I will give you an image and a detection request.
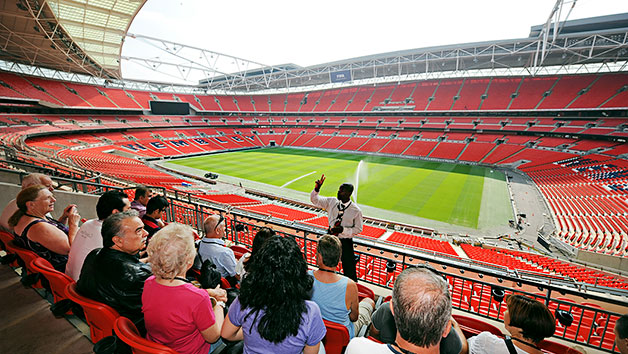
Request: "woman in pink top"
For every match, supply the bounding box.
[142,223,226,354]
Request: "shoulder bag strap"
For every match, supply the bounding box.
[504,336,519,354]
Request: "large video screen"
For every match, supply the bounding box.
[149,101,190,115]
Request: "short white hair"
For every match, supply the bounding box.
[147,223,196,279]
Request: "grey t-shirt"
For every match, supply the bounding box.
[371,302,462,354]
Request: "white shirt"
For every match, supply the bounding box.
[310,190,363,239]
[468,332,529,354]
[65,219,103,281]
[346,337,395,354]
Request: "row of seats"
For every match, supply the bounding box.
[522,156,628,256]
[6,113,628,142]
[2,71,628,111]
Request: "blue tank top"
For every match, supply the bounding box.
[309,269,354,338]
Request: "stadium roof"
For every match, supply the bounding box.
[0,0,145,79]
[192,13,628,92]
[0,1,627,94]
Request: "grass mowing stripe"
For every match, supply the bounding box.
[419,171,467,226]
[449,170,484,228]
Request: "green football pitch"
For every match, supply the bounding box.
[169,147,511,229]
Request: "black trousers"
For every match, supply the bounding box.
[340,238,357,282]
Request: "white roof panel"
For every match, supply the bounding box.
[46,0,146,71]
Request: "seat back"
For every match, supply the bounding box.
[0,231,20,267]
[4,238,39,272]
[453,314,503,338]
[322,319,350,354]
[30,257,73,303]
[538,339,583,354]
[114,317,178,354]
[8,241,45,287]
[65,282,120,343]
[0,230,14,251]
[357,283,375,302]
[230,244,250,259]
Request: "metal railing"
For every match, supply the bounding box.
[162,190,626,353]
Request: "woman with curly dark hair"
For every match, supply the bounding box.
[235,227,276,278]
[221,236,326,353]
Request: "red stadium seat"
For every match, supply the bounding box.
[6,241,45,288]
[0,231,20,267]
[322,319,350,354]
[65,282,120,343]
[230,244,250,259]
[114,317,178,354]
[453,314,503,338]
[538,339,583,354]
[29,257,74,304]
[357,283,375,302]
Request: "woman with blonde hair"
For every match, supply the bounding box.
[142,223,225,354]
[10,184,80,271]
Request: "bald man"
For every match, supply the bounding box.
[197,214,239,287]
[0,173,62,232]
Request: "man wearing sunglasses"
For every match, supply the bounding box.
[310,174,363,282]
[198,214,239,287]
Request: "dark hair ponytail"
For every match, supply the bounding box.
[8,185,46,227]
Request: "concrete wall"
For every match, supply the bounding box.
[577,249,628,273]
[0,171,22,186]
[0,181,99,221]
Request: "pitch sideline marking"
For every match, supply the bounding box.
[281,171,317,188]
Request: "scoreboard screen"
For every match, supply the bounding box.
[149,101,190,115]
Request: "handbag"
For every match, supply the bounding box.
[199,259,222,289]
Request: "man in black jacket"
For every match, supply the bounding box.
[77,210,151,332]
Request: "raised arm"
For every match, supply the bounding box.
[314,174,325,192]
[310,174,334,209]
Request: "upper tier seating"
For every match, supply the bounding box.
[2,71,628,112]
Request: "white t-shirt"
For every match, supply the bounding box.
[65,219,103,281]
[345,337,395,354]
[468,332,529,354]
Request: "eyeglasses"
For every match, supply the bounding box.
[215,214,225,232]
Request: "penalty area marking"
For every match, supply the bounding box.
[281,171,317,188]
